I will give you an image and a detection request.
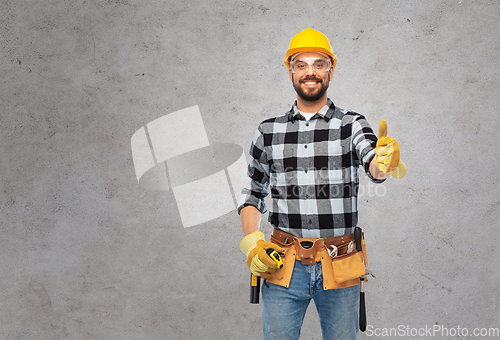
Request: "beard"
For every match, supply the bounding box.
[293,75,330,102]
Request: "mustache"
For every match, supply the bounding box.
[300,76,322,83]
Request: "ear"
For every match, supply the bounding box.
[289,68,293,82]
[328,67,334,80]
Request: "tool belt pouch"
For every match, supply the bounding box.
[265,241,296,288]
[321,240,368,290]
[331,251,365,283]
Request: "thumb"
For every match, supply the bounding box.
[378,119,388,138]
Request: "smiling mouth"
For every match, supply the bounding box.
[301,81,321,88]
[300,78,322,86]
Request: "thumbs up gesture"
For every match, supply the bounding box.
[374,120,407,178]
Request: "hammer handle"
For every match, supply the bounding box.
[250,274,260,304]
[359,288,367,331]
[354,226,363,252]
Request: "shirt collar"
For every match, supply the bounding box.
[288,99,336,122]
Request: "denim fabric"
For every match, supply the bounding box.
[262,260,360,340]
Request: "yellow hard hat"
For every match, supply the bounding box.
[284,28,337,69]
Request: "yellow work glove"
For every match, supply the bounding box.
[374,120,407,178]
[239,231,284,279]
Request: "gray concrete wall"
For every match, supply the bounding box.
[1,0,499,339]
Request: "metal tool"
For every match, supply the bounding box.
[327,244,338,257]
[354,226,372,332]
[359,269,375,332]
[347,240,355,253]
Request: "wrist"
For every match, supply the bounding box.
[370,156,389,180]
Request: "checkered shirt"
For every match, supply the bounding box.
[238,99,385,238]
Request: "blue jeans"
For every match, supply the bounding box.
[262,260,360,340]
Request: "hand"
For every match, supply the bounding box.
[374,120,407,178]
[239,231,284,279]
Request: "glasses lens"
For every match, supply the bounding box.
[313,60,328,71]
[293,61,308,72]
[292,59,330,73]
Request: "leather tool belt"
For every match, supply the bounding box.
[266,229,368,290]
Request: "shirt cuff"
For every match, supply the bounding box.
[237,201,267,215]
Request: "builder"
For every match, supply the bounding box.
[238,28,406,339]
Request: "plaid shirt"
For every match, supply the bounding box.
[238,99,385,238]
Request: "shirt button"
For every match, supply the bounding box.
[308,220,312,224]
[304,145,308,149]
[306,123,309,127]
[306,194,309,198]
[304,169,308,173]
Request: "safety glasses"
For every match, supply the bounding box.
[290,57,332,74]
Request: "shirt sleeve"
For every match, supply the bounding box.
[351,116,386,184]
[237,125,270,214]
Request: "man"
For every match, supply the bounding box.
[238,28,406,340]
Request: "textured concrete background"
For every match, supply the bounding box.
[1,0,499,339]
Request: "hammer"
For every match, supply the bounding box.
[359,269,375,332]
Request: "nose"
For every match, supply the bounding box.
[305,64,316,75]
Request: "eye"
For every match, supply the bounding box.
[295,62,307,70]
[315,61,326,69]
